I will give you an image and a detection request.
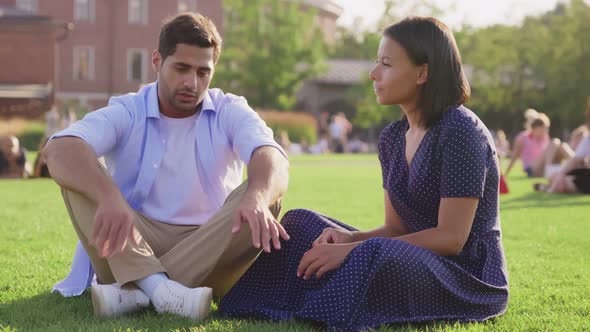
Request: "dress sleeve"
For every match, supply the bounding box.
[440,119,490,198]
[378,124,394,189]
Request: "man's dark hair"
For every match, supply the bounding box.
[384,17,470,128]
[158,12,222,63]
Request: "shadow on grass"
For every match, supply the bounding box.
[0,291,208,331]
[0,291,503,331]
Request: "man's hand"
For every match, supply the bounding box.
[312,228,355,247]
[231,194,289,252]
[297,242,360,280]
[91,195,138,258]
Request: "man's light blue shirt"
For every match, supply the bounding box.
[53,81,285,212]
[51,82,285,296]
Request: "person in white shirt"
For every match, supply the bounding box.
[43,13,289,320]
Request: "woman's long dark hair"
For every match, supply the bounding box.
[384,17,470,128]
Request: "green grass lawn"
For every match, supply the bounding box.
[1,154,589,331]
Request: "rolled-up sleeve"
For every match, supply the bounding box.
[222,99,287,164]
[50,105,133,157]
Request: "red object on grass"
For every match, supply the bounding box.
[499,174,509,194]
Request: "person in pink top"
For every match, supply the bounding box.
[504,113,574,177]
[535,104,590,193]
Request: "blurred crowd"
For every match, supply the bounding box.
[0,103,77,179]
[497,100,590,195]
[276,111,372,156]
[3,100,590,197]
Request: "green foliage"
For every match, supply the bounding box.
[16,122,45,151]
[459,0,590,135]
[258,110,317,144]
[330,0,590,136]
[214,0,327,110]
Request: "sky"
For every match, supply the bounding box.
[334,0,585,31]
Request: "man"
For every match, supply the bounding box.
[43,13,289,320]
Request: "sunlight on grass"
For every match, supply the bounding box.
[1,154,589,331]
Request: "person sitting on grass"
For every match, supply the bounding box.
[43,12,289,320]
[535,107,590,194]
[219,16,508,331]
[0,136,29,179]
[568,125,588,152]
[504,113,574,178]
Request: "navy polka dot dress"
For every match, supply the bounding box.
[219,106,509,331]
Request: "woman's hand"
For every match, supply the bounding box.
[297,242,360,280]
[312,228,355,247]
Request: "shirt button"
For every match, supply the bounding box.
[162,139,166,144]
[153,163,158,168]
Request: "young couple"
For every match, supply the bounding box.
[46,12,508,331]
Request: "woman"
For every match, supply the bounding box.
[220,17,508,331]
[504,113,574,178]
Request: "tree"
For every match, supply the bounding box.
[214,0,327,110]
[332,0,590,137]
[460,0,590,135]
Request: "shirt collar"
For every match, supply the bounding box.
[146,82,161,118]
[147,82,217,118]
[201,90,216,113]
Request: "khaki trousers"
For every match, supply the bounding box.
[61,181,281,299]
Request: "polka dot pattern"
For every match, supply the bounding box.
[219,107,509,331]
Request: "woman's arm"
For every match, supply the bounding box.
[352,191,409,241]
[392,197,478,256]
[343,194,477,256]
[299,196,478,279]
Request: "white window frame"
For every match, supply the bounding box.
[127,48,149,83]
[177,0,197,13]
[74,0,95,22]
[73,46,95,81]
[128,0,149,25]
[15,0,38,13]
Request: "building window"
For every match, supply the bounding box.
[73,47,95,81]
[128,0,149,24]
[16,0,37,13]
[178,0,196,13]
[127,49,148,83]
[74,0,95,22]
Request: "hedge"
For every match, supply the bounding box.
[16,122,45,151]
[257,110,317,144]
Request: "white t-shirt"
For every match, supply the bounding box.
[575,135,590,158]
[140,112,217,225]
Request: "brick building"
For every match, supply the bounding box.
[3,0,342,110]
[0,2,69,118]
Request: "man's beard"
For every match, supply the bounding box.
[169,89,200,112]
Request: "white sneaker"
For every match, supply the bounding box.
[152,280,212,320]
[91,283,150,318]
